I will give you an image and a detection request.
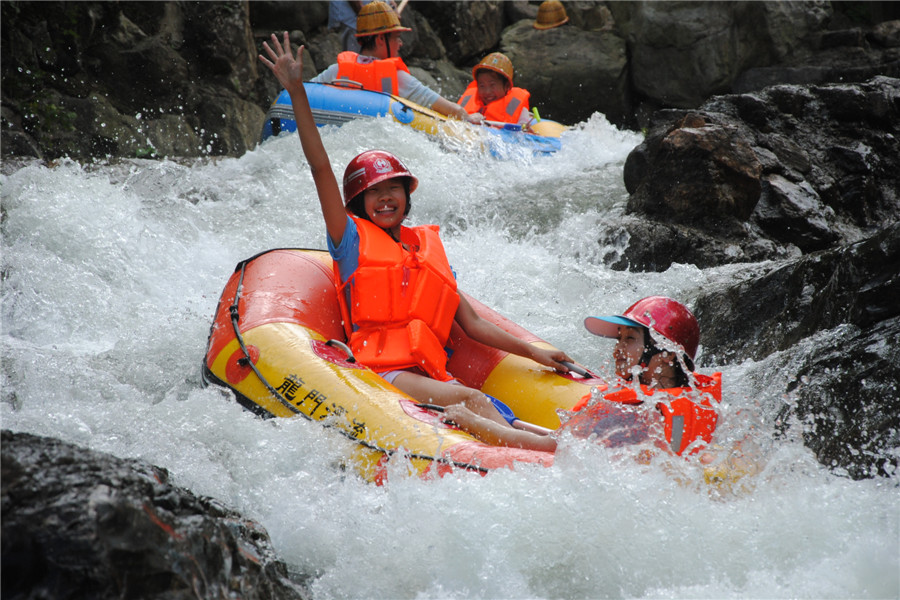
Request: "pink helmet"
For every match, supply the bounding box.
[342,150,418,205]
[584,296,700,360]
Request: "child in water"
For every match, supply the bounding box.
[258,33,573,424]
[445,296,723,455]
[457,52,534,129]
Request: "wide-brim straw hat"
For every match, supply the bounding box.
[534,0,569,30]
[356,1,412,37]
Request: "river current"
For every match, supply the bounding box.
[2,115,897,599]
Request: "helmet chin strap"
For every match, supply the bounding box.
[635,328,663,385]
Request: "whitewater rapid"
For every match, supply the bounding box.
[2,114,897,599]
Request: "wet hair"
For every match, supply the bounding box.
[358,35,378,52]
[346,177,413,222]
[638,328,691,388]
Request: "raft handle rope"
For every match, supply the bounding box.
[559,360,601,380]
[226,249,490,475]
[325,339,356,363]
[230,259,304,417]
[331,78,365,90]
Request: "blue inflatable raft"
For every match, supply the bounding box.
[261,82,567,156]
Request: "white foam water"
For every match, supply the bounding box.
[2,115,897,599]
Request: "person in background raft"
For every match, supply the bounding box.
[329,1,369,53]
[312,1,482,124]
[457,52,535,129]
[533,0,569,30]
[329,0,402,52]
[259,32,573,426]
[444,297,723,458]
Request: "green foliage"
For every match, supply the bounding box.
[22,100,77,134]
[134,146,158,159]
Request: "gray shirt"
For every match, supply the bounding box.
[310,62,442,109]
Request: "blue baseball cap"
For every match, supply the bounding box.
[584,315,644,339]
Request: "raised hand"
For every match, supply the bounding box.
[259,32,304,94]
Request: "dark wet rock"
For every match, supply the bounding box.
[696,222,900,363]
[414,1,505,64]
[693,222,900,479]
[5,1,898,161]
[597,214,798,272]
[1,430,310,600]
[614,76,900,271]
[1,1,268,161]
[780,314,900,479]
[250,1,329,39]
[608,1,832,110]
[500,19,631,126]
[625,112,763,226]
[733,16,900,95]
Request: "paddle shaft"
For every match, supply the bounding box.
[483,119,522,131]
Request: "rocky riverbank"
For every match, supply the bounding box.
[1,430,312,599]
[2,1,898,161]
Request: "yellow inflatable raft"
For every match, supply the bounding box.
[202,248,599,483]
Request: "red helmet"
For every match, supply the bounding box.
[342,150,419,205]
[584,296,700,360]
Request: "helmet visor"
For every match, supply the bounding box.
[584,315,643,338]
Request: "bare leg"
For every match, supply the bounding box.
[392,371,509,426]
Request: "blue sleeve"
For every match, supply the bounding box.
[328,1,357,28]
[328,215,361,284]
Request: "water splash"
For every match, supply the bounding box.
[2,115,897,599]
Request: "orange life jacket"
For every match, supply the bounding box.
[336,51,411,95]
[334,217,460,380]
[570,372,722,456]
[457,81,531,124]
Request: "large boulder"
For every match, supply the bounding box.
[1,430,310,600]
[500,18,631,126]
[398,3,457,63]
[413,1,505,64]
[624,112,762,226]
[607,1,833,110]
[733,17,900,93]
[613,76,900,271]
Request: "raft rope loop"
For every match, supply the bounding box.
[227,249,490,475]
[230,258,305,418]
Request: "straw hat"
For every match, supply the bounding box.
[356,1,411,37]
[534,0,569,30]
